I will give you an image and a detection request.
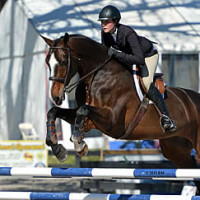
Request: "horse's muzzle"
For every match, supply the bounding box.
[53,96,63,106]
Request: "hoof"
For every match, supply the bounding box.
[77,143,88,157]
[71,130,83,144]
[46,137,52,146]
[52,144,68,163]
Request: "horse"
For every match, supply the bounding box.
[42,33,200,191]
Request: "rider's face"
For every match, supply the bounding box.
[101,20,116,33]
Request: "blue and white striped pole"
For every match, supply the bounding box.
[0,192,199,200]
[1,167,200,180]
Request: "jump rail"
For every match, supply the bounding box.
[1,167,200,180]
[0,192,199,200]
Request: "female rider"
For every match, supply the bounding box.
[98,5,176,132]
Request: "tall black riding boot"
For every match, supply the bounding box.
[146,83,176,132]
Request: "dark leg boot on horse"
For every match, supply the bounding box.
[46,108,68,162]
[71,105,89,157]
[146,83,177,132]
[46,120,68,162]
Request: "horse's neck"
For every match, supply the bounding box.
[98,59,137,91]
[77,52,107,84]
[109,60,139,97]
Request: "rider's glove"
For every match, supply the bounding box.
[108,47,121,57]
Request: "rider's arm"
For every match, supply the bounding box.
[114,31,145,66]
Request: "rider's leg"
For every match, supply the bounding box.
[146,83,176,132]
[141,53,158,91]
[142,53,176,132]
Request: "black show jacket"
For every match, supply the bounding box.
[101,24,157,66]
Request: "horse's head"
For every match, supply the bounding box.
[42,33,108,105]
[42,33,82,105]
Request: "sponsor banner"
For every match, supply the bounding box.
[0,140,48,167]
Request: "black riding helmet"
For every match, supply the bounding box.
[98,5,121,22]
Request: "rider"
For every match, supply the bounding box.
[98,5,176,132]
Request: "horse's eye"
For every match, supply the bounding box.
[60,61,67,66]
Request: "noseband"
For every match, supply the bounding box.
[46,40,112,101]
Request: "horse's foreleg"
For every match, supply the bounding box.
[71,105,89,157]
[46,107,77,162]
[71,104,120,156]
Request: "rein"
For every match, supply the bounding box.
[64,55,112,93]
[47,45,112,96]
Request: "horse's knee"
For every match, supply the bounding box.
[76,105,89,119]
[47,107,58,120]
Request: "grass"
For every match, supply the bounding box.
[48,155,76,166]
[48,152,101,166]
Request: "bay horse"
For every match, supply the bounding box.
[42,33,200,191]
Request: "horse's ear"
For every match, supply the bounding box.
[40,35,53,46]
[63,32,69,45]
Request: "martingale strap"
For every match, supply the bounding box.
[119,97,149,140]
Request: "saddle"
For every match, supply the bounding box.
[133,65,165,102]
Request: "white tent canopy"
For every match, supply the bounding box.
[18,0,200,52]
[0,0,199,140]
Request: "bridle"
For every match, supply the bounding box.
[46,42,112,101]
[45,45,72,100]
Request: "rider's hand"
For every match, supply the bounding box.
[108,47,121,57]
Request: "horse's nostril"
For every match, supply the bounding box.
[53,97,61,105]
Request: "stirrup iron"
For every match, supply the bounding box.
[160,114,177,132]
